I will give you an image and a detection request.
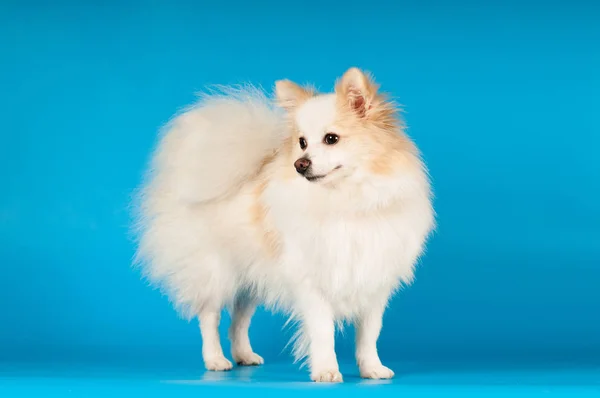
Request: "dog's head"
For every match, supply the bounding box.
[275,67,416,189]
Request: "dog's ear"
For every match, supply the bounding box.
[335,67,379,117]
[275,80,314,111]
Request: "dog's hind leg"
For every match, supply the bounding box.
[229,294,264,366]
[199,305,233,371]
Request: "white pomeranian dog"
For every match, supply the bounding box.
[133,67,434,382]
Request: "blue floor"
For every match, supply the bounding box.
[1,361,598,397]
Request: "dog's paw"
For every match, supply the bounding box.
[204,356,233,371]
[311,369,343,383]
[360,364,395,379]
[233,351,264,366]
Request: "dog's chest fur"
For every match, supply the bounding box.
[264,180,426,318]
[302,216,414,316]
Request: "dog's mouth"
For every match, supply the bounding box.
[305,165,342,183]
[306,174,326,182]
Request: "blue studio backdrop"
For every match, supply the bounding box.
[1,0,599,383]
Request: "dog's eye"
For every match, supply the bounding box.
[323,133,339,145]
[299,137,307,150]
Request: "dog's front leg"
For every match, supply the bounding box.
[355,299,394,379]
[297,291,342,382]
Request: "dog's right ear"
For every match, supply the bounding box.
[275,80,314,111]
[335,67,379,118]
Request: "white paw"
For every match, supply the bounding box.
[204,356,233,371]
[233,351,264,366]
[360,364,395,379]
[311,369,343,383]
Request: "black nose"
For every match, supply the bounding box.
[294,157,311,174]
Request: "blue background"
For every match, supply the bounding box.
[1,0,599,395]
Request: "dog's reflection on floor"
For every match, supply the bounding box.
[168,363,395,385]
[200,365,258,382]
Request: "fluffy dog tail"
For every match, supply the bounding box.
[140,86,284,205]
[130,86,284,316]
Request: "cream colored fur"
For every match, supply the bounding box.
[133,68,435,382]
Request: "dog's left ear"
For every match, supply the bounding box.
[275,80,314,111]
[335,67,379,117]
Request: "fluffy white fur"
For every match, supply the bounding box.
[133,68,434,382]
